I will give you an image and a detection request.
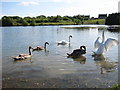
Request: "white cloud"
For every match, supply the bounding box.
[52,0,62,2]
[19,1,39,6]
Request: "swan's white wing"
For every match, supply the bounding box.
[104,38,119,51]
[94,37,101,48]
[57,40,68,45]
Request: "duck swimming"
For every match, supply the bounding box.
[67,45,86,58]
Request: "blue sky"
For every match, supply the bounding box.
[1,0,119,18]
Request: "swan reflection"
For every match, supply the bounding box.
[92,54,118,74]
[13,58,33,64]
[67,55,86,64]
[73,56,86,64]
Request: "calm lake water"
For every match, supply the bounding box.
[2,25,119,88]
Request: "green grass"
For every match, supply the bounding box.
[106,84,120,90]
[84,19,105,24]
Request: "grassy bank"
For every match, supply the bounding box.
[34,19,105,26]
[84,19,105,24]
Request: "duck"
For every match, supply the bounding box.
[67,45,86,58]
[12,46,32,60]
[94,31,119,55]
[32,42,49,51]
[57,35,72,45]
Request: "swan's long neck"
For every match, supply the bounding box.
[102,31,105,43]
[69,36,70,42]
[44,43,47,49]
[44,43,48,49]
[69,36,72,42]
[29,47,32,55]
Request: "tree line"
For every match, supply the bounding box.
[105,13,120,25]
[2,13,119,26]
[1,15,94,26]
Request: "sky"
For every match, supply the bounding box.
[1,0,120,18]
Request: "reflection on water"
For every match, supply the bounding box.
[13,58,33,64]
[72,56,86,64]
[2,25,119,88]
[92,54,118,74]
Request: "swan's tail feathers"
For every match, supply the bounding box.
[92,51,96,54]
[67,53,73,58]
[12,56,15,59]
[67,53,71,56]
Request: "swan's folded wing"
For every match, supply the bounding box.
[104,38,119,51]
[94,37,101,48]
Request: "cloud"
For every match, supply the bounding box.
[19,1,39,6]
[52,0,62,2]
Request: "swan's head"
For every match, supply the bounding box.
[98,36,100,38]
[80,46,86,51]
[45,42,49,45]
[69,35,72,38]
[29,46,32,49]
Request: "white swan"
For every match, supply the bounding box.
[57,35,72,45]
[94,31,119,55]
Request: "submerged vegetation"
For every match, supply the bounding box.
[1,15,105,26]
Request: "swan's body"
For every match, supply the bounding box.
[12,56,27,60]
[57,35,72,45]
[32,42,49,51]
[94,31,119,55]
[67,46,86,58]
[12,46,32,60]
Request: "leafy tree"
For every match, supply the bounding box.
[2,16,16,26]
[30,19,36,26]
[105,13,120,25]
[72,19,81,25]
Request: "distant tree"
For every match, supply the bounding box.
[2,16,16,26]
[105,13,120,25]
[63,16,71,21]
[72,19,81,25]
[21,19,29,26]
[30,19,36,26]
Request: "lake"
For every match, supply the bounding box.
[2,25,119,88]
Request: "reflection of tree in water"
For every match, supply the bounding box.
[93,54,118,74]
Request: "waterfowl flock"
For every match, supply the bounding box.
[12,31,119,61]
